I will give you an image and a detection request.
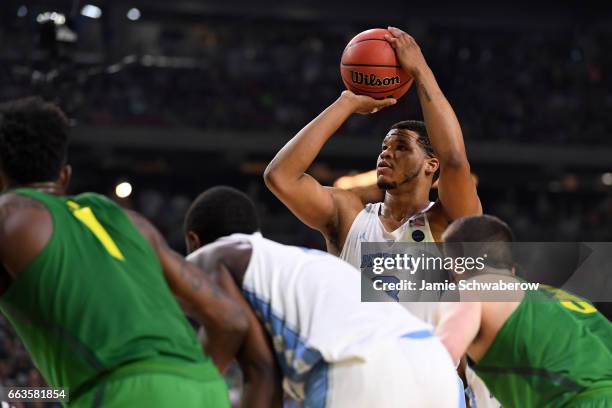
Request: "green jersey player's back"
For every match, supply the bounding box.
[471,285,612,407]
[0,188,208,393]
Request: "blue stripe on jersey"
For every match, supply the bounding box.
[400,329,433,339]
[243,289,324,384]
[457,375,467,408]
[304,361,329,408]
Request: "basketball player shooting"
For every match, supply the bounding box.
[264,26,495,407]
[264,26,481,272]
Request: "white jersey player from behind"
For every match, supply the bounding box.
[184,186,462,408]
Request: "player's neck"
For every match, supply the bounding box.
[18,182,65,196]
[382,183,431,222]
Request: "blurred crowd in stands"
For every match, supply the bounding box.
[1,19,612,145]
[1,10,611,404]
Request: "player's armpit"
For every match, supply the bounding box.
[437,163,482,221]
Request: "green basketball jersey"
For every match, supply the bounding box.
[0,188,214,394]
[471,286,612,407]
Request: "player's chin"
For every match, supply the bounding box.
[376,176,396,190]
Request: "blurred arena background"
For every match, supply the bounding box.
[1,0,611,405]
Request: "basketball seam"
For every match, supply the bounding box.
[344,80,410,94]
[344,38,388,50]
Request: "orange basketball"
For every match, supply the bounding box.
[340,28,413,99]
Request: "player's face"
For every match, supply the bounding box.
[376,130,427,190]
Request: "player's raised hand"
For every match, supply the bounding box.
[340,90,397,115]
[384,27,428,77]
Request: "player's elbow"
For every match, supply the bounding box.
[264,162,289,195]
[263,164,276,188]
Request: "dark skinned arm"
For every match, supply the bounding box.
[126,211,248,372]
[264,92,395,234]
[189,244,283,407]
[228,271,283,408]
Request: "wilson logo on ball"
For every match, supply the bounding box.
[350,72,401,87]
[340,28,413,99]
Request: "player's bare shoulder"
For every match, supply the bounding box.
[0,193,52,278]
[188,237,253,285]
[0,192,49,236]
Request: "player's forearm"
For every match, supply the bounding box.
[241,366,283,408]
[190,294,247,366]
[199,271,250,372]
[264,96,354,188]
[413,67,469,167]
[205,325,245,372]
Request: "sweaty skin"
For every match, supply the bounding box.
[264,26,481,254]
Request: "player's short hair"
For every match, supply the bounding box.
[0,97,70,185]
[184,186,260,243]
[443,215,515,269]
[389,120,434,158]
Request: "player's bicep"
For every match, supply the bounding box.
[437,164,482,220]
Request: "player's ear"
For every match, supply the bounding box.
[424,157,439,177]
[185,231,202,254]
[58,165,72,193]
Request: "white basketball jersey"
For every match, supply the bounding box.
[339,202,440,324]
[340,202,436,261]
[189,233,431,399]
[339,203,503,408]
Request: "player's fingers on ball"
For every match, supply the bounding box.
[387,26,404,37]
[378,98,397,108]
[395,33,410,45]
[384,34,398,46]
